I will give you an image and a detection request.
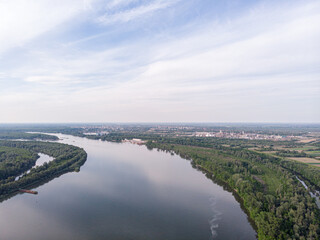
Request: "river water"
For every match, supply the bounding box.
[15,153,54,181]
[0,134,256,240]
[296,176,320,209]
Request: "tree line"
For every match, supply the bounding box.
[146,141,320,240]
[0,131,58,141]
[0,140,87,198]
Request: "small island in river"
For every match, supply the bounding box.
[0,134,87,201]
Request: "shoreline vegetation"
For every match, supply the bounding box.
[0,126,319,239]
[145,141,320,240]
[0,131,59,141]
[59,129,320,240]
[191,160,259,232]
[0,140,87,202]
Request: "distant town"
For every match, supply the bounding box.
[77,124,318,142]
[193,130,293,141]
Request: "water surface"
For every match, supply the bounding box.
[15,153,54,181]
[0,134,256,240]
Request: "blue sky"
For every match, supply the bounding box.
[0,0,319,123]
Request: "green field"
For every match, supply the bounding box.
[306,151,320,157]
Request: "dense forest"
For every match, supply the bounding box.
[0,140,87,199]
[146,141,320,240]
[0,130,58,141]
[0,146,38,180]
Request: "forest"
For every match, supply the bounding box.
[0,146,38,180]
[0,130,58,141]
[146,141,320,240]
[0,140,87,199]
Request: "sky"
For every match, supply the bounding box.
[0,0,319,123]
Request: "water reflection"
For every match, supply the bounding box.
[0,134,256,240]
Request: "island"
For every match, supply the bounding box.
[0,139,87,201]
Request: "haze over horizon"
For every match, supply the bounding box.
[0,0,319,123]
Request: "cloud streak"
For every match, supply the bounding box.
[98,0,180,25]
[0,0,94,55]
[0,0,319,123]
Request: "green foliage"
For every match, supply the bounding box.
[275,150,310,158]
[0,140,87,198]
[0,146,38,180]
[280,159,320,189]
[0,131,58,140]
[146,141,320,240]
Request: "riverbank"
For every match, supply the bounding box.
[0,140,87,201]
[192,162,258,233]
[0,133,258,240]
[146,141,320,239]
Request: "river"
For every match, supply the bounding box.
[296,176,320,209]
[15,153,54,181]
[0,134,256,240]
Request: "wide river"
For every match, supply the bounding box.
[0,134,256,240]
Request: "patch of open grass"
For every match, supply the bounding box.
[258,165,282,194]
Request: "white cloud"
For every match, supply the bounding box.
[98,0,180,25]
[24,76,77,85]
[105,0,140,10]
[0,0,319,122]
[0,0,94,55]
